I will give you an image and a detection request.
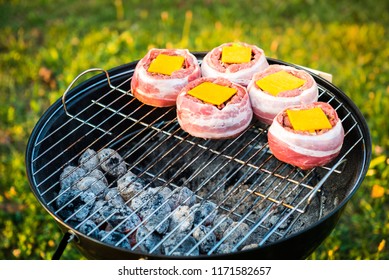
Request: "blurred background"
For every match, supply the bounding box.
[0,0,388,259]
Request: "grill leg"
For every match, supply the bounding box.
[52,231,75,260]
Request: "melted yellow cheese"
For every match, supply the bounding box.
[256,70,305,96]
[221,45,252,64]
[147,54,185,76]
[287,107,332,131]
[187,82,237,106]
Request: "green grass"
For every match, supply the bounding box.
[0,0,388,259]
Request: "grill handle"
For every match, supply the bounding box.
[52,231,77,260]
[61,68,114,134]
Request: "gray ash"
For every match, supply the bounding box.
[191,201,217,226]
[192,225,216,254]
[98,148,127,177]
[59,166,86,189]
[213,214,234,240]
[135,226,162,254]
[79,148,100,172]
[169,205,194,234]
[79,219,100,239]
[56,188,96,222]
[99,231,131,249]
[130,187,172,234]
[75,176,107,198]
[117,170,147,201]
[168,186,196,210]
[162,233,199,256]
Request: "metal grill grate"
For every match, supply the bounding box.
[29,59,367,257]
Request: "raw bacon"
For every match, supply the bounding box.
[201,42,269,86]
[176,77,253,139]
[131,48,201,107]
[267,102,345,170]
[247,64,318,125]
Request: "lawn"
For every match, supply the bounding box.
[0,0,388,259]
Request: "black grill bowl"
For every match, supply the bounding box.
[26,55,371,259]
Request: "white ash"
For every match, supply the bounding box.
[75,176,107,198]
[213,214,234,240]
[88,169,108,186]
[117,170,147,201]
[79,148,100,172]
[241,243,258,251]
[192,225,216,254]
[162,233,199,256]
[222,222,250,248]
[98,231,131,249]
[97,148,127,177]
[78,219,100,239]
[104,188,125,209]
[135,226,162,254]
[168,186,197,210]
[59,165,87,189]
[168,205,194,234]
[191,201,217,226]
[130,187,171,234]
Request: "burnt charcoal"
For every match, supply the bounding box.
[215,243,234,254]
[104,188,125,208]
[162,233,199,256]
[98,231,131,249]
[75,176,107,197]
[79,148,100,172]
[168,186,197,210]
[130,188,172,234]
[90,200,108,224]
[117,170,147,201]
[222,222,250,248]
[59,165,86,189]
[191,201,217,226]
[56,188,96,221]
[169,205,194,234]
[135,226,162,254]
[213,214,234,240]
[88,169,108,186]
[192,225,216,254]
[102,205,141,234]
[98,148,127,177]
[78,219,100,239]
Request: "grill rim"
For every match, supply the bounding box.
[25,54,372,259]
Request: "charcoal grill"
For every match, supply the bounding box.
[26,53,371,259]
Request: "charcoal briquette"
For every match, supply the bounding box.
[98,148,127,177]
[213,214,234,240]
[59,165,86,189]
[169,205,194,234]
[135,225,162,254]
[191,201,217,226]
[161,233,199,256]
[75,176,107,197]
[192,225,216,254]
[79,148,100,172]
[117,170,147,201]
[98,231,131,249]
[168,186,196,210]
[78,219,100,239]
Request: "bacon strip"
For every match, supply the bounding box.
[176,77,253,139]
[201,42,269,86]
[247,64,318,125]
[131,49,201,107]
[267,102,345,170]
